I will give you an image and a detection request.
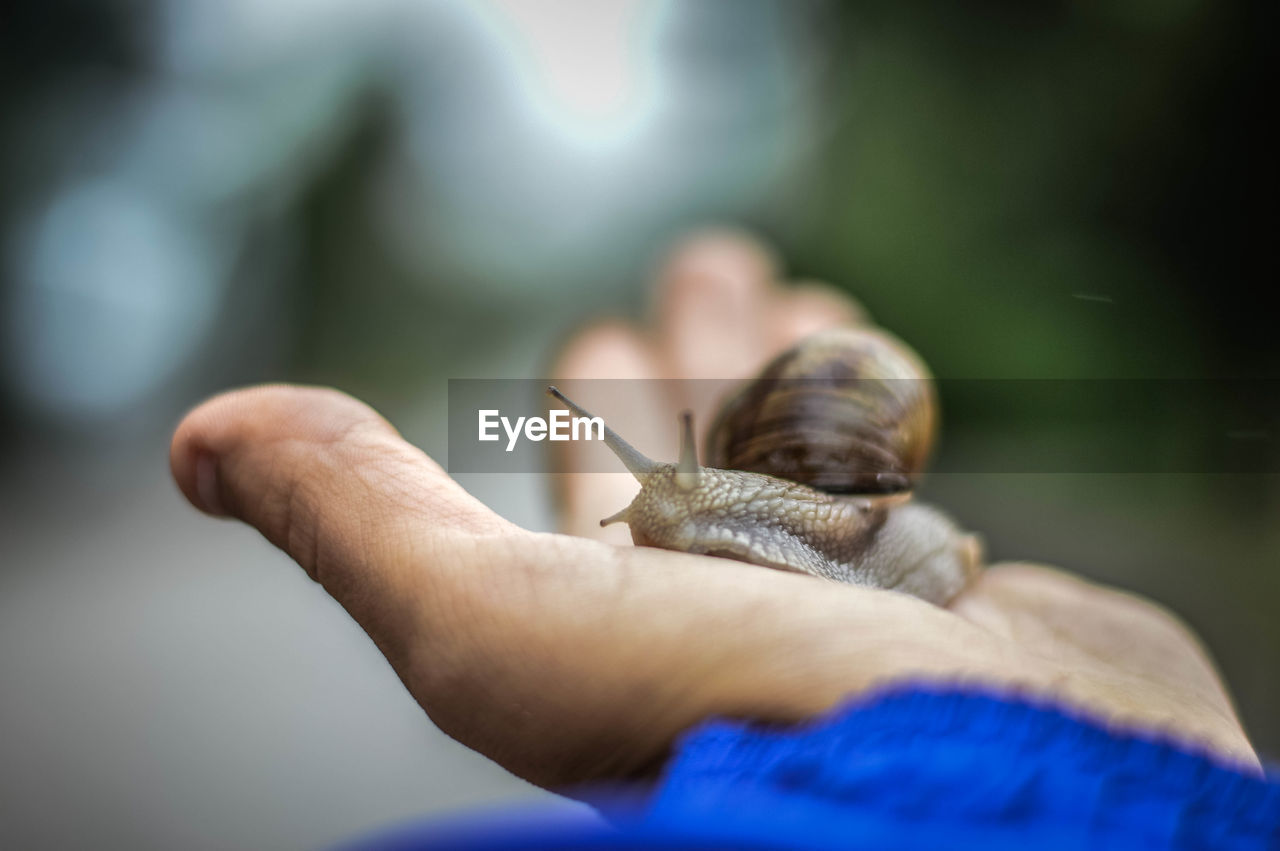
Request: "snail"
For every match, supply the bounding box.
[547,326,982,605]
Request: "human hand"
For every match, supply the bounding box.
[170,231,1258,790]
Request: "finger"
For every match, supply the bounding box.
[955,563,1241,717]
[652,228,780,427]
[548,323,671,542]
[952,562,1257,769]
[767,280,869,351]
[170,385,512,660]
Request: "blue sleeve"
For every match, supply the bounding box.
[345,685,1280,850]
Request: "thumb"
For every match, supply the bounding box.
[169,384,511,660]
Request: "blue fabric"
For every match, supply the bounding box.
[344,685,1280,850]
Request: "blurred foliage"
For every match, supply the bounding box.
[775,1,1272,380]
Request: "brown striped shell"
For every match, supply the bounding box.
[703,327,937,495]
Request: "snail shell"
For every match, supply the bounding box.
[546,325,981,605]
[705,327,937,494]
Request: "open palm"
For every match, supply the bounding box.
[171,232,1257,791]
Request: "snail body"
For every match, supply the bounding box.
[547,327,981,605]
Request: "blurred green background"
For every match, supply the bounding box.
[1,1,1275,848]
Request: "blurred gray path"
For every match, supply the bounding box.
[0,446,572,850]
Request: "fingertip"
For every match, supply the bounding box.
[652,227,782,387]
[172,385,391,510]
[551,320,656,381]
[656,227,778,296]
[169,413,207,516]
[193,451,226,516]
[768,282,870,350]
[654,228,777,332]
[169,395,236,517]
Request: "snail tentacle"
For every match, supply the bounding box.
[674,411,701,491]
[547,386,659,481]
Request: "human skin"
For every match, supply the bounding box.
[169,231,1259,790]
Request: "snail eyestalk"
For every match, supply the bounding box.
[599,506,631,528]
[546,386,659,481]
[674,410,701,491]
